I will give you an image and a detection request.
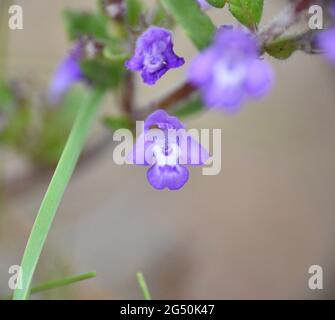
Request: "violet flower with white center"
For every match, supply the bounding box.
[128,110,209,190]
[48,42,85,104]
[125,27,185,85]
[188,27,274,113]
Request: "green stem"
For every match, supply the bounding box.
[5,271,96,299]
[13,89,105,300]
[136,272,151,300]
[31,271,96,295]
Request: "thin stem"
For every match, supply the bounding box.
[5,271,96,299]
[136,272,152,300]
[121,71,135,116]
[13,89,105,300]
[258,0,313,44]
[30,271,96,295]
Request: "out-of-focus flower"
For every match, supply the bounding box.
[128,110,209,190]
[103,0,125,20]
[317,28,335,64]
[125,27,185,85]
[188,26,274,113]
[317,2,335,65]
[48,42,85,104]
[197,0,212,10]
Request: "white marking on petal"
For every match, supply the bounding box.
[214,60,246,88]
[153,144,180,167]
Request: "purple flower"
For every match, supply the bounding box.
[48,42,85,104]
[197,0,212,10]
[188,27,274,112]
[317,2,335,65]
[128,110,209,190]
[125,27,185,85]
[318,27,335,64]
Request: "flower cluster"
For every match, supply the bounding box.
[188,27,274,112]
[50,5,278,190]
[125,27,185,85]
[128,110,209,190]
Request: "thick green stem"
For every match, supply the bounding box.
[13,89,105,300]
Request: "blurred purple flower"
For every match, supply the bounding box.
[188,27,274,113]
[317,2,335,65]
[48,42,85,104]
[197,0,212,10]
[128,110,209,190]
[125,27,185,85]
[318,28,335,64]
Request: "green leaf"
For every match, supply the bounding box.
[103,38,130,62]
[161,0,216,50]
[264,37,298,60]
[5,271,96,299]
[103,115,132,130]
[136,272,151,300]
[126,0,144,27]
[30,271,96,296]
[150,2,175,29]
[30,87,87,166]
[13,89,105,300]
[81,57,125,89]
[206,0,226,8]
[63,10,109,41]
[227,0,264,28]
[0,108,30,146]
[172,94,204,119]
[0,81,13,111]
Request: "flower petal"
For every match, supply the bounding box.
[146,164,189,190]
[245,59,274,98]
[179,135,209,165]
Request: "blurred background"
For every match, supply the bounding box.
[1,0,335,299]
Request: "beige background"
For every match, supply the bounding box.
[0,0,335,299]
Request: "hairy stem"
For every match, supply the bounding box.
[259,0,314,44]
